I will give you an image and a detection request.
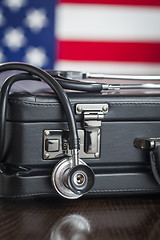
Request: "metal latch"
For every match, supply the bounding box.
[76,103,109,158]
[43,103,108,160]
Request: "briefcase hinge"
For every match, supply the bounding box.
[76,103,109,156]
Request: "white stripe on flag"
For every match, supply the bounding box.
[54,60,160,74]
[55,4,160,42]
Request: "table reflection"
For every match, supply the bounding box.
[0,197,159,240]
[50,214,91,240]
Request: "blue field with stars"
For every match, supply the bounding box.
[0,0,55,69]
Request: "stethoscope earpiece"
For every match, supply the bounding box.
[52,157,94,199]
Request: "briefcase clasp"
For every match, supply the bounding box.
[43,103,109,160]
[76,103,109,158]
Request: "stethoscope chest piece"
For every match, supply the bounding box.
[67,164,95,195]
[52,157,94,199]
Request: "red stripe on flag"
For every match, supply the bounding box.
[58,41,160,63]
[59,0,160,6]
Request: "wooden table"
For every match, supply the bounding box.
[0,196,160,240]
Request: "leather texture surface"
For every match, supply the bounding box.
[6,93,160,122]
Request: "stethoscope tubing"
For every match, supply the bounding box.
[49,70,160,81]
[0,64,79,163]
[48,71,160,92]
[86,72,160,81]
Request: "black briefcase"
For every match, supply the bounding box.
[0,62,160,199]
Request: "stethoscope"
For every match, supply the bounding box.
[49,70,160,92]
[0,62,94,200]
[1,62,160,200]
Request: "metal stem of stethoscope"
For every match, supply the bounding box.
[50,71,160,91]
[52,70,160,81]
[86,72,160,81]
[102,83,160,91]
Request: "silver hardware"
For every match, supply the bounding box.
[43,130,63,160]
[43,129,100,159]
[102,105,108,112]
[77,106,83,113]
[87,72,160,81]
[102,83,160,91]
[94,152,99,158]
[76,103,108,115]
[76,103,108,157]
[43,104,108,160]
[73,172,86,186]
[78,129,101,159]
[44,130,50,136]
[46,139,60,152]
[83,119,101,154]
[71,149,79,166]
[44,153,50,159]
[53,71,160,92]
[52,157,86,199]
[54,70,160,81]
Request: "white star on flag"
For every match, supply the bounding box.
[0,0,53,69]
[0,9,5,26]
[3,28,27,51]
[24,47,48,68]
[24,8,48,33]
[3,0,27,12]
[0,48,6,63]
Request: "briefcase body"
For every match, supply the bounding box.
[0,77,160,198]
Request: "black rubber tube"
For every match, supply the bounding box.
[0,63,79,162]
[0,73,38,162]
[47,71,103,92]
[55,78,102,92]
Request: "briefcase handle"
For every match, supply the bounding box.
[150,147,160,185]
[134,138,160,185]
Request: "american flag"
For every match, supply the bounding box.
[0,0,160,74]
[0,0,55,69]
